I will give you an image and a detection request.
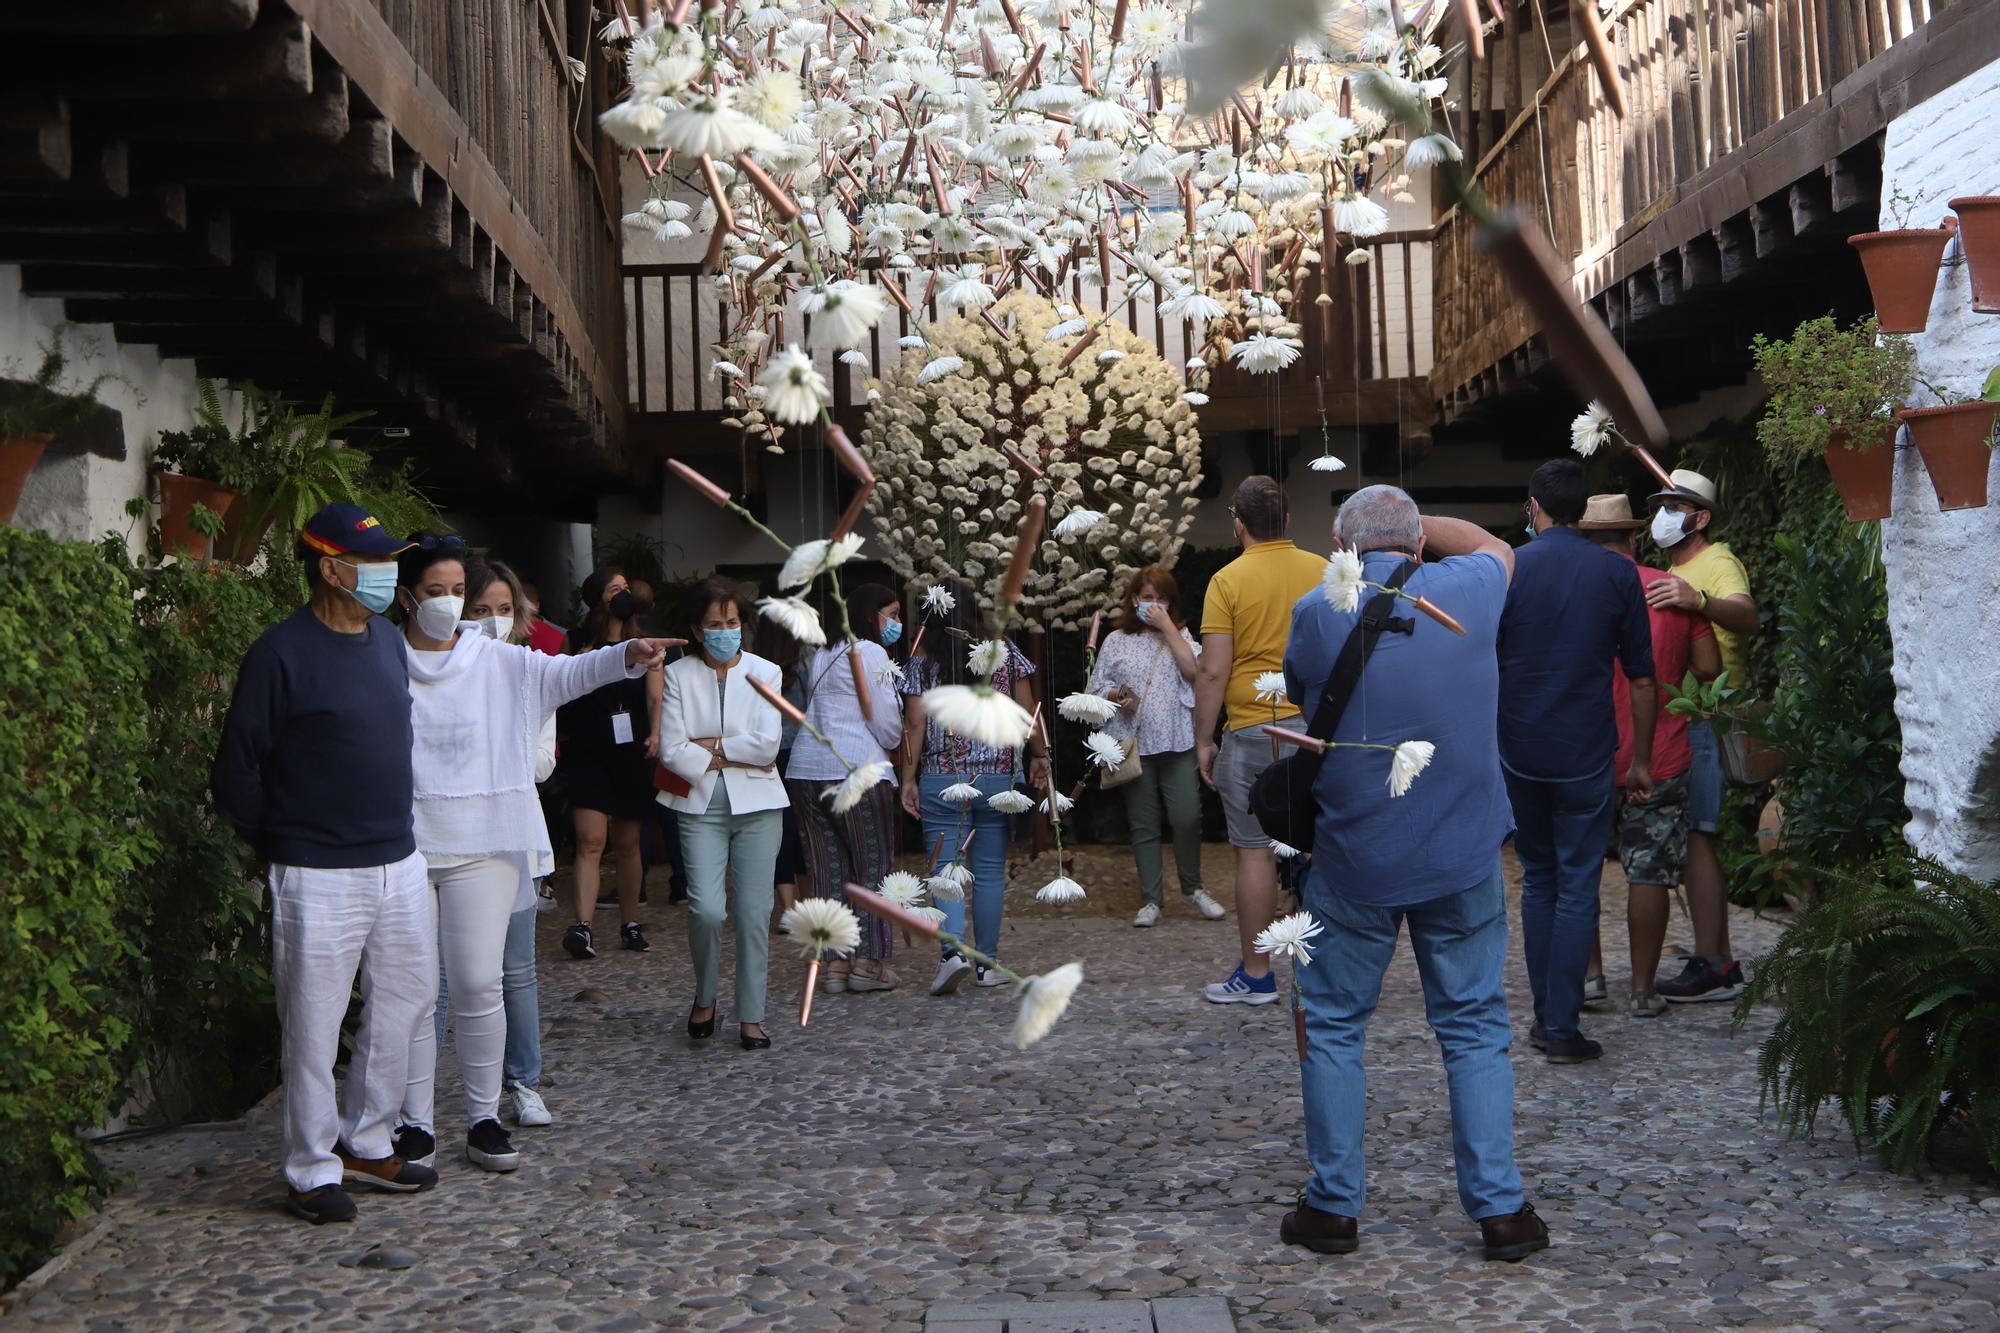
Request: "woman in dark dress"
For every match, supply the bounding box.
[558,567,663,960]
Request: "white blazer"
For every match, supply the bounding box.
[657,650,788,815]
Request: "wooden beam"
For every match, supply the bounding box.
[0,0,259,35]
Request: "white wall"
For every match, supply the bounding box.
[1877,57,2000,880]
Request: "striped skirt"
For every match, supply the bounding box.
[784,776,898,961]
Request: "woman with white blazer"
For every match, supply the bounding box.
[657,578,787,1050]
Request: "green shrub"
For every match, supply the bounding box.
[0,526,152,1283]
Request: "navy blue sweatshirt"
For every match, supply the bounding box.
[211,604,416,869]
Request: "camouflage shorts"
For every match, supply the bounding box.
[1618,772,1691,888]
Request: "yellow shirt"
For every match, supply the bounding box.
[1200,539,1328,731]
[1674,541,1752,680]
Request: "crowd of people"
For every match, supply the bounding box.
[212,457,1758,1258]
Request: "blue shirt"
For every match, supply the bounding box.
[1496,525,1655,782]
[1283,551,1515,908]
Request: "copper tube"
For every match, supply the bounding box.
[1574,0,1627,118]
[827,424,875,484]
[1000,442,1045,481]
[1109,0,1130,44]
[843,883,943,941]
[1057,325,1101,368]
[981,309,1010,339]
[833,6,869,40]
[1008,43,1047,98]
[1486,0,1509,22]
[1410,595,1468,637]
[668,457,732,507]
[1459,0,1485,60]
[1263,725,1326,753]
[749,672,809,725]
[664,0,692,25]
[927,145,953,210]
[830,478,875,541]
[1075,53,1096,95]
[979,29,999,75]
[745,250,786,288]
[801,958,819,1027]
[699,154,736,239]
[1000,495,1048,605]
[1097,230,1112,281]
[1041,111,1072,126]
[735,153,801,220]
[877,272,914,314]
[941,0,958,34]
[1149,61,1162,112]
[892,132,919,190]
[998,0,1022,35]
[850,647,874,721]
[926,833,947,872]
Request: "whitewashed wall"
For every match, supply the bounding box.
[1878,57,2000,880]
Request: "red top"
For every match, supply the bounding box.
[526,619,566,657]
[1614,558,1712,784]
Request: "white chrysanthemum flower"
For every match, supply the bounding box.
[1096,348,1127,364]
[1388,740,1436,798]
[1322,549,1365,613]
[1057,692,1120,726]
[1571,401,1617,457]
[827,759,893,814]
[988,789,1035,814]
[1403,133,1463,170]
[922,584,956,614]
[917,354,966,385]
[922,684,1034,747]
[1269,840,1305,859]
[940,781,984,803]
[1036,876,1086,904]
[1275,85,1323,118]
[656,88,772,158]
[740,69,805,131]
[1164,287,1228,322]
[876,870,925,906]
[1040,791,1074,817]
[1231,333,1303,374]
[1332,193,1391,238]
[712,360,746,381]
[1053,508,1105,540]
[760,344,828,425]
[1253,671,1289,703]
[758,595,827,645]
[1045,317,1090,340]
[914,904,948,927]
[779,898,862,958]
[1254,910,1324,964]
[1308,453,1347,472]
[776,533,865,591]
[798,280,887,350]
[1013,962,1083,1049]
[967,639,1007,676]
[1184,392,1211,406]
[1084,731,1127,769]
[928,861,972,902]
[897,334,928,350]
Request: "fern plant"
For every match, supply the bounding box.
[1739,855,2000,1176]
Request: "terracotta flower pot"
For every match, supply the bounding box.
[1821,424,1897,522]
[154,470,241,558]
[215,496,275,565]
[1898,402,1998,512]
[1849,228,1954,333]
[0,432,53,524]
[1949,196,2000,314]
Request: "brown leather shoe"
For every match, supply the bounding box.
[337,1147,438,1194]
[1280,1195,1359,1254]
[1480,1201,1550,1261]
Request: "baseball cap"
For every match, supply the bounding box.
[300,502,414,558]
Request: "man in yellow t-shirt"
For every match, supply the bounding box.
[1193,475,1328,1005]
[1643,468,1760,1005]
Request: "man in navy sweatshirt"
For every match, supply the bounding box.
[212,503,439,1224]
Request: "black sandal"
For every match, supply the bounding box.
[687,1004,717,1040]
[739,1025,771,1051]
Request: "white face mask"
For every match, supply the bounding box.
[413,594,465,639]
[475,615,514,642]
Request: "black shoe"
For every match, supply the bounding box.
[740,1026,771,1051]
[1658,956,1746,1004]
[1280,1195,1358,1254]
[668,881,690,905]
[622,921,649,952]
[288,1184,357,1224]
[466,1118,520,1172]
[1528,1022,1548,1052]
[562,922,595,960]
[1480,1201,1551,1261]
[1545,1035,1604,1064]
[688,1005,716,1040]
[595,896,617,911]
[391,1125,435,1167]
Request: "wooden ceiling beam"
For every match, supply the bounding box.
[0,1,260,36]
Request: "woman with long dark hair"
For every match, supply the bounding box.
[786,581,907,993]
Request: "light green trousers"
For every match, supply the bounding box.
[1121,747,1206,907]
[679,781,781,1025]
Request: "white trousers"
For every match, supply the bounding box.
[402,856,517,1134]
[269,852,435,1192]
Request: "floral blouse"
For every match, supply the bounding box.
[1087,627,1199,757]
[899,641,1036,776]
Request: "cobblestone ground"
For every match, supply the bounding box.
[11,846,2000,1331]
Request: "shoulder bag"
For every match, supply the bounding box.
[1100,638,1170,790]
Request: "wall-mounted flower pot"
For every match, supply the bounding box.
[1897,402,1998,512]
[215,498,274,565]
[1821,424,1897,522]
[1948,196,2000,314]
[1849,227,1955,332]
[154,470,241,557]
[0,432,53,525]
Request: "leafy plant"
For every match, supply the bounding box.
[1750,316,1913,466]
[222,386,374,543]
[0,328,128,440]
[1740,855,2000,1177]
[351,456,448,544]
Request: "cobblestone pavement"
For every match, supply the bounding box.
[11,846,2000,1331]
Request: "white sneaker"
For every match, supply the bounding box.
[508,1081,552,1128]
[929,955,973,996]
[1190,889,1227,920]
[975,965,1011,988]
[1132,903,1162,928]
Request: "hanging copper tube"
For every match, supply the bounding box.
[1008,43,1047,98]
[979,29,999,75]
[1149,61,1163,112]
[997,0,1023,35]
[667,458,733,508]
[827,424,875,485]
[1409,596,1469,637]
[663,0,691,25]
[926,145,952,211]
[892,131,919,190]
[925,833,947,873]
[744,250,786,288]
[1263,725,1325,754]
[1459,0,1486,60]
[734,154,801,221]
[1086,611,1101,651]
[830,478,875,542]
[1574,0,1628,118]
[1109,0,1130,43]
[980,309,1010,339]
[801,958,819,1026]
[749,673,809,726]
[1000,442,1045,480]
[844,883,943,941]
[877,272,914,314]
[849,649,874,721]
[1000,496,1048,606]
[1057,325,1101,368]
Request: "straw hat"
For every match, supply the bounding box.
[1576,494,1644,530]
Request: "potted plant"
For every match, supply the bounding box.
[0,329,121,525]
[150,399,244,560]
[211,384,373,562]
[1949,195,2000,314]
[1896,366,2000,512]
[1750,315,1914,521]
[1848,190,1957,334]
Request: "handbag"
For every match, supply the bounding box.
[1100,639,1171,790]
[1248,560,1415,852]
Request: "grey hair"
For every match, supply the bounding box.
[1335,485,1423,553]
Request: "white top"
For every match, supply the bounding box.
[786,640,904,783]
[406,631,641,879]
[657,651,789,815]
[1087,627,1200,757]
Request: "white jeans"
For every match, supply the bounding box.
[403,856,517,1134]
[269,852,435,1192]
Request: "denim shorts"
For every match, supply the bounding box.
[1687,722,1723,835]
[1214,723,1279,848]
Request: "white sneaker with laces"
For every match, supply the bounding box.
[1132,903,1162,928]
[1190,889,1227,921]
[975,965,1011,988]
[929,955,973,996]
[508,1081,552,1128]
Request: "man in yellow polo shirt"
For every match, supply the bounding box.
[1194,475,1328,1004]
[1643,468,1759,1004]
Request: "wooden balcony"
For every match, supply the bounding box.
[0,0,628,512]
[1429,0,2000,429]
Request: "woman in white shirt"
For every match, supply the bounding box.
[785,582,906,993]
[1086,565,1225,929]
[657,578,788,1050]
[393,537,672,1172]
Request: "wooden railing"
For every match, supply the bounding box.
[1431,0,1938,399]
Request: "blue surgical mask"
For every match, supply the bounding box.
[880,618,903,646]
[1136,599,1164,623]
[1524,524,1537,543]
[703,627,742,661]
[339,560,398,615]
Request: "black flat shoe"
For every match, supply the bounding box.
[739,1026,771,1050]
[687,1005,716,1040]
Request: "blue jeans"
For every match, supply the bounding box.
[1297,861,1523,1220]
[436,902,542,1088]
[918,771,1012,961]
[1686,721,1723,834]
[1505,768,1617,1043]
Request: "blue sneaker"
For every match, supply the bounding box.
[1203,964,1279,1006]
